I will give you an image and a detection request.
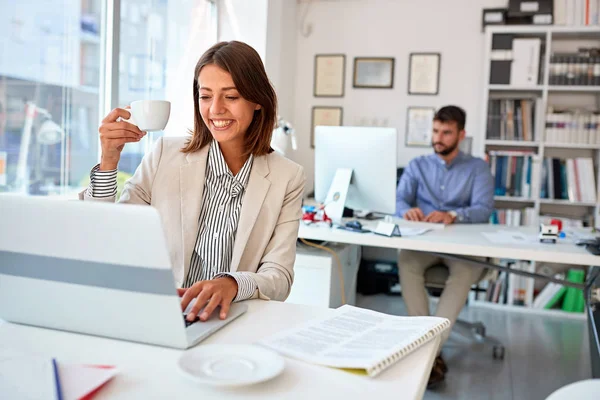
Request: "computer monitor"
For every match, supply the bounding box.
[314,126,398,215]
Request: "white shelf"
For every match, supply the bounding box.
[486,25,600,36]
[480,24,600,316]
[488,85,600,93]
[543,143,600,149]
[539,199,597,207]
[494,196,535,203]
[488,84,543,91]
[485,140,539,147]
[470,300,586,320]
[548,86,600,93]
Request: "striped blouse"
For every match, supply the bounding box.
[87,140,258,302]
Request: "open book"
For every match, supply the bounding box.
[258,305,450,377]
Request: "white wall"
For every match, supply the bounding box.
[292,0,506,193]
[218,0,298,127]
[164,0,217,137]
[265,0,298,122]
[219,0,268,59]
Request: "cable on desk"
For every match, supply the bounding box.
[299,237,346,305]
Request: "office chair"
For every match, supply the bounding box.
[424,263,505,360]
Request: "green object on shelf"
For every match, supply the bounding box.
[561,269,585,313]
[574,288,585,313]
[544,286,567,309]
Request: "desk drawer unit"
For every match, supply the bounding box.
[287,243,361,308]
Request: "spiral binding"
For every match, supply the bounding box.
[366,319,451,377]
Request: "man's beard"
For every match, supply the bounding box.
[432,140,459,156]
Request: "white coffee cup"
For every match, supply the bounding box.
[129,100,171,131]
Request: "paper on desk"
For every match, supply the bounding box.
[395,219,445,230]
[0,347,117,400]
[398,227,432,237]
[0,349,56,400]
[482,230,537,245]
[258,305,449,377]
[59,363,118,400]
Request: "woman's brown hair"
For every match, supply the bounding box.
[182,41,277,156]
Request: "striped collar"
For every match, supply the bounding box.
[208,140,253,188]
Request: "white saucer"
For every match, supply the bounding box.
[177,344,285,387]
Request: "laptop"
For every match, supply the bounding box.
[0,194,247,349]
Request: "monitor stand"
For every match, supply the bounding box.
[323,168,352,223]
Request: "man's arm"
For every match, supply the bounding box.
[395,161,418,217]
[454,161,495,223]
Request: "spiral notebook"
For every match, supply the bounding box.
[258,305,450,378]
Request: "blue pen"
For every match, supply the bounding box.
[52,358,63,400]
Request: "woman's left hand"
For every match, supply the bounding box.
[178,277,238,321]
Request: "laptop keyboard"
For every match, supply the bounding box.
[183,314,200,327]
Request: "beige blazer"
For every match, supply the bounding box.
[80,136,306,301]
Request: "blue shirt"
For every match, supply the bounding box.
[395,152,494,223]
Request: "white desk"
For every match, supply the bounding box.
[0,300,439,400]
[298,220,600,378]
[300,222,600,266]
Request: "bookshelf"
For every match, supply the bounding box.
[476,25,598,318]
[480,25,600,229]
[489,84,544,91]
[485,139,539,146]
[494,196,535,203]
[548,85,600,92]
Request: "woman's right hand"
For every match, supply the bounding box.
[98,108,146,170]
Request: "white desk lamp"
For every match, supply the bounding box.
[271,117,297,156]
[15,102,65,193]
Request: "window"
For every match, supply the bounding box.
[0,0,103,196]
[0,0,217,195]
[116,0,217,176]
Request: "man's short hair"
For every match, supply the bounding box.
[434,105,466,131]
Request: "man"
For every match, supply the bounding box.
[395,105,494,387]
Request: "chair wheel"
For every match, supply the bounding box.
[493,345,505,360]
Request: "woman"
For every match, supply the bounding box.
[80,41,305,323]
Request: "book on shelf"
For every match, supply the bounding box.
[488,151,538,198]
[545,109,600,145]
[479,261,535,306]
[549,48,600,86]
[553,0,600,26]
[540,157,597,202]
[477,264,586,313]
[486,98,540,141]
[561,269,586,313]
[533,269,585,313]
[258,304,450,378]
[510,38,542,86]
[543,285,568,309]
[532,276,565,309]
[491,207,536,226]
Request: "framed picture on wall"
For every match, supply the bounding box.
[352,57,395,89]
[408,53,441,95]
[314,54,346,97]
[311,106,343,148]
[405,107,435,147]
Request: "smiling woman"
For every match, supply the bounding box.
[185,41,277,164]
[80,41,306,323]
